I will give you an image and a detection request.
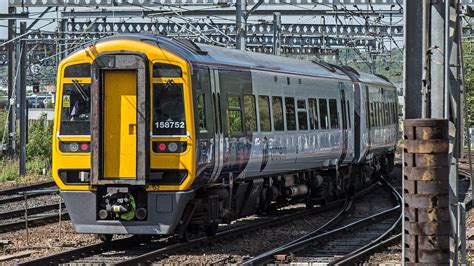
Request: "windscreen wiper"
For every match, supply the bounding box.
[72,79,89,101]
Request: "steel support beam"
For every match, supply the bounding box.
[7,6,16,158]
[273,12,281,56]
[236,0,247,50]
[8,0,474,6]
[0,13,29,19]
[18,22,27,176]
[404,0,424,119]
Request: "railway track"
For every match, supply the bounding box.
[0,182,67,233]
[19,192,366,265]
[0,181,56,205]
[242,176,402,265]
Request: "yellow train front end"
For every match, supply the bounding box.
[52,36,197,236]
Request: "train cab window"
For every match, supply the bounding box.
[272,97,284,131]
[297,100,308,130]
[153,63,182,77]
[319,99,329,130]
[285,97,296,130]
[329,99,339,129]
[197,94,207,133]
[227,95,243,134]
[60,83,91,135]
[308,98,319,130]
[259,96,271,132]
[244,95,257,132]
[153,83,186,135]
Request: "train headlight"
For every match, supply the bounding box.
[69,142,79,152]
[168,142,178,152]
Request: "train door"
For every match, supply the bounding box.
[339,85,349,162]
[195,66,216,182]
[90,54,148,185]
[209,68,224,182]
[103,70,137,178]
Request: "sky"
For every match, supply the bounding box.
[0,2,7,39]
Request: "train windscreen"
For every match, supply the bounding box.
[59,83,91,135]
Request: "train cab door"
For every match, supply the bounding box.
[209,68,224,182]
[339,85,349,162]
[90,54,148,185]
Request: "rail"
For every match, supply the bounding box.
[242,176,402,265]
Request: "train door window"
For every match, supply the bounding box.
[285,97,296,130]
[369,103,374,128]
[244,95,257,132]
[346,100,351,128]
[382,102,385,126]
[374,102,380,127]
[153,83,186,135]
[308,98,319,130]
[227,95,242,134]
[297,100,308,130]
[376,102,381,127]
[385,103,390,125]
[329,99,339,129]
[259,96,271,132]
[272,96,284,131]
[197,93,207,133]
[392,102,396,124]
[319,99,329,130]
[340,98,347,130]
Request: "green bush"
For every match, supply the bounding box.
[26,114,53,161]
[0,160,18,182]
[26,156,46,175]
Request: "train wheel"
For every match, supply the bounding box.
[206,222,219,237]
[98,234,113,242]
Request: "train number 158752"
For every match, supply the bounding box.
[155,121,185,129]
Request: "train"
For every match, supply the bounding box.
[52,34,398,241]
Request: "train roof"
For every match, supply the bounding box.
[91,34,394,87]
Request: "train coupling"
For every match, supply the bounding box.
[99,187,137,220]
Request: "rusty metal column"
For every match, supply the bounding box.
[404,119,450,264]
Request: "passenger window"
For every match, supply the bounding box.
[258,96,271,132]
[308,98,319,130]
[227,95,242,134]
[297,99,308,130]
[319,99,329,129]
[329,99,339,129]
[153,63,182,77]
[244,95,257,132]
[197,93,207,133]
[272,96,284,131]
[285,97,296,130]
[297,100,306,109]
[153,83,186,135]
